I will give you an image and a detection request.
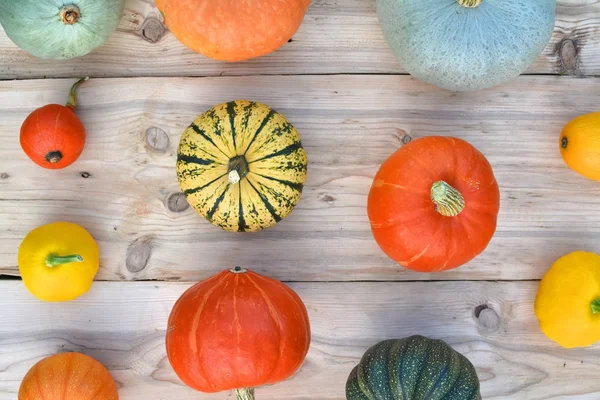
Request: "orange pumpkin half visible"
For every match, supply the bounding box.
[368,136,500,272]
[19,352,118,400]
[166,267,311,399]
[155,0,311,62]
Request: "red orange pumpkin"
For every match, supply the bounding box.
[155,0,311,62]
[166,267,311,399]
[18,352,118,400]
[20,77,88,169]
[368,136,500,272]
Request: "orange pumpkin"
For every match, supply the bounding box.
[368,136,500,272]
[155,0,311,62]
[20,78,88,169]
[18,352,118,400]
[166,267,311,399]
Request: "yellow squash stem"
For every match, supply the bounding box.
[45,254,84,268]
[235,388,255,400]
[592,299,600,314]
[67,77,89,109]
[431,181,465,217]
[457,0,483,7]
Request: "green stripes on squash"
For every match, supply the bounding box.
[177,100,308,232]
[346,336,481,400]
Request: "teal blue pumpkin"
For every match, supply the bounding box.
[377,0,556,91]
[0,0,124,60]
[346,336,481,400]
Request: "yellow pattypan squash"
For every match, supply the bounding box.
[18,222,99,302]
[535,251,600,348]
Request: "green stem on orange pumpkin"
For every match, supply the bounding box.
[457,0,483,7]
[45,254,84,268]
[592,299,600,314]
[235,388,255,400]
[431,181,465,217]
[66,77,89,110]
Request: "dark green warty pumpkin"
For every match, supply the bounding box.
[346,336,481,400]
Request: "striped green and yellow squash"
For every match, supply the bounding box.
[177,100,308,232]
[346,336,481,400]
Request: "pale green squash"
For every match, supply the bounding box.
[0,0,124,60]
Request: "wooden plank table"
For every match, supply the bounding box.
[1,1,600,399]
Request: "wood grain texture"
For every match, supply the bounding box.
[0,0,598,79]
[0,280,598,400]
[2,75,600,281]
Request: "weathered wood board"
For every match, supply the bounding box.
[1,281,597,400]
[0,0,597,79]
[2,75,600,281]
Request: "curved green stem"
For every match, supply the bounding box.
[592,299,600,314]
[431,181,465,217]
[235,388,255,400]
[66,77,89,109]
[45,254,84,268]
[457,0,483,7]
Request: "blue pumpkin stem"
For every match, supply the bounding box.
[67,77,89,110]
[457,0,483,7]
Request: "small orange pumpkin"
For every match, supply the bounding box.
[155,0,311,62]
[166,267,311,399]
[18,352,118,400]
[368,136,500,272]
[20,78,88,169]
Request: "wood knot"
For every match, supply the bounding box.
[474,304,500,331]
[80,172,91,179]
[319,193,337,204]
[556,38,580,76]
[395,129,412,145]
[145,127,169,153]
[165,192,190,213]
[0,173,8,179]
[139,16,166,43]
[125,238,153,273]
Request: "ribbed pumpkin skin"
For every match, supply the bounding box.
[346,336,481,400]
[155,0,311,62]
[377,0,556,91]
[166,268,311,393]
[19,352,118,400]
[368,136,499,272]
[177,100,307,232]
[0,0,124,60]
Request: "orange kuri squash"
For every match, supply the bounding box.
[155,0,311,62]
[166,267,311,399]
[368,136,500,272]
[19,352,118,400]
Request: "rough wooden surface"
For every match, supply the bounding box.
[1,281,598,400]
[2,2,600,399]
[0,0,598,79]
[2,75,600,281]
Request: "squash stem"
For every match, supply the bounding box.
[431,181,465,217]
[45,254,84,268]
[592,299,600,314]
[66,77,89,110]
[59,5,81,25]
[235,388,255,400]
[457,0,483,7]
[228,155,249,184]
